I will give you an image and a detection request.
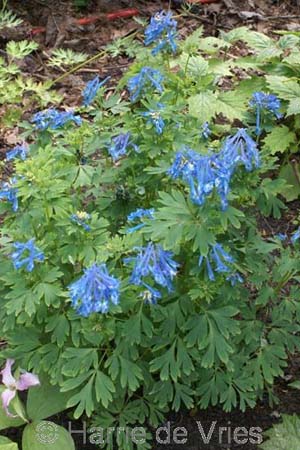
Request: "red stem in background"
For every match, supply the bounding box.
[30,8,139,36]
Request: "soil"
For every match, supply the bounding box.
[1,1,300,449]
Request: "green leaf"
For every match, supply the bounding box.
[27,374,73,421]
[172,383,194,412]
[188,91,218,122]
[279,163,300,201]
[0,436,18,450]
[150,342,179,382]
[243,31,282,60]
[263,125,296,154]
[22,422,75,450]
[45,315,70,347]
[287,97,300,116]
[6,40,38,58]
[95,371,115,408]
[198,37,229,54]
[119,357,143,391]
[266,75,300,100]
[289,380,300,390]
[262,415,300,450]
[216,90,248,121]
[67,377,94,418]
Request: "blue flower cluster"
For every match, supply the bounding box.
[144,10,177,55]
[168,129,260,210]
[6,144,28,161]
[68,264,120,316]
[198,243,237,281]
[127,208,155,233]
[31,109,82,130]
[141,104,165,135]
[70,212,91,231]
[249,92,282,135]
[0,178,18,212]
[82,76,110,106]
[108,132,138,162]
[124,242,179,293]
[127,67,164,102]
[11,239,44,272]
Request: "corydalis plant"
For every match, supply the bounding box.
[68,264,120,316]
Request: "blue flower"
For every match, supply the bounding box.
[168,148,233,210]
[108,132,138,162]
[0,178,18,212]
[68,264,120,316]
[144,11,177,55]
[31,109,82,130]
[11,239,44,272]
[127,208,155,233]
[221,128,260,172]
[82,76,110,106]
[226,272,244,286]
[249,92,282,135]
[201,122,211,139]
[141,103,165,134]
[127,67,164,102]
[291,227,300,244]
[6,144,28,161]
[125,242,179,293]
[199,243,235,281]
[70,212,91,231]
[141,284,162,305]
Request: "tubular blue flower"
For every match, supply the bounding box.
[82,75,110,106]
[68,264,120,316]
[168,148,232,209]
[226,272,244,286]
[141,104,165,134]
[127,208,155,233]
[249,92,282,135]
[6,143,28,161]
[125,242,179,292]
[107,132,135,162]
[0,178,18,212]
[221,128,260,172]
[31,109,82,130]
[70,211,91,231]
[291,227,300,244]
[199,243,235,281]
[144,11,177,55]
[201,122,211,139]
[108,133,139,162]
[11,239,44,272]
[127,67,164,102]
